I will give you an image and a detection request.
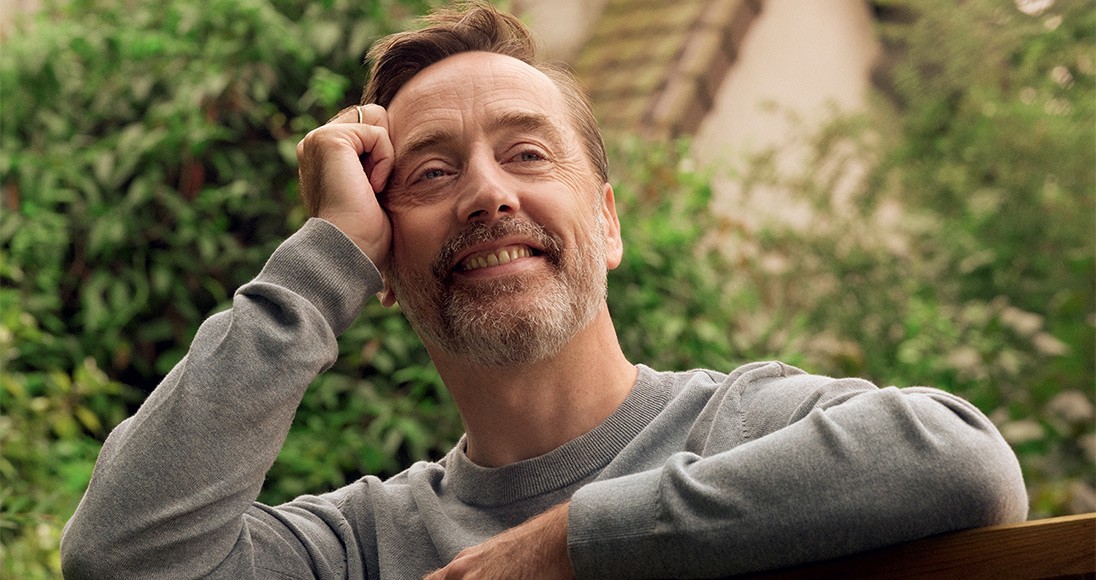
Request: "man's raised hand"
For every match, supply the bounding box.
[296,104,395,270]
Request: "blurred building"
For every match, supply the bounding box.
[516,0,884,226]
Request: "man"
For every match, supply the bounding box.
[61,3,1028,578]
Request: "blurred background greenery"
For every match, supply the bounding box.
[1,0,1092,576]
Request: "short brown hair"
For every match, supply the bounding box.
[362,1,609,183]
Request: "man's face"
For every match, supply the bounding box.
[381,51,621,366]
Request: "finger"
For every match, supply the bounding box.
[357,106,394,192]
[351,123,393,193]
[328,106,393,193]
[298,123,393,195]
[326,105,361,125]
[329,104,388,130]
[327,106,353,124]
[297,123,386,168]
[359,104,388,129]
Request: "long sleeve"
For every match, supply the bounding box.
[60,219,382,579]
[566,361,1028,578]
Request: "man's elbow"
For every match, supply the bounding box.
[966,435,1029,525]
[60,517,117,580]
[60,510,153,579]
[896,389,1030,528]
[935,409,1030,527]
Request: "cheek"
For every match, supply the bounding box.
[556,173,605,238]
[555,159,601,202]
[389,208,450,267]
[523,165,601,222]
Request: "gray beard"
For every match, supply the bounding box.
[387,216,607,367]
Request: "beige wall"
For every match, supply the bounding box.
[695,0,879,160]
[693,0,881,227]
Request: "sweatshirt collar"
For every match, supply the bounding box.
[442,365,670,507]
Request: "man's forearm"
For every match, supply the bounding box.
[427,502,575,579]
[567,383,1028,578]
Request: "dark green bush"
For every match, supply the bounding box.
[1,0,431,388]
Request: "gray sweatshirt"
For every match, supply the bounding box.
[60,219,1028,579]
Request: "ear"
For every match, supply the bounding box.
[378,279,398,307]
[599,182,623,270]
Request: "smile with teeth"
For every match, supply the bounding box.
[459,245,534,271]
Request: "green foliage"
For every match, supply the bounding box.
[1,0,429,387]
[1,0,1092,575]
[880,0,1094,516]
[0,279,139,576]
[721,0,1094,517]
[607,139,804,370]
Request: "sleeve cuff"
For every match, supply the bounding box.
[253,218,383,336]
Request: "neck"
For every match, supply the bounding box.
[427,304,636,468]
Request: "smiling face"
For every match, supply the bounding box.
[381,51,621,366]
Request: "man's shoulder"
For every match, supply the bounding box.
[655,361,880,450]
[680,360,878,401]
[318,458,448,508]
[650,360,861,399]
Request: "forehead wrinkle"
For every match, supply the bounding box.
[397,127,460,161]
[396,108,565,166]
[485,110,566,151]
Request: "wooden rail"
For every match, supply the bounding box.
[749,513,1096,579]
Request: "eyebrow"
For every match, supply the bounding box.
[397,128,458,161]
[395,111,566,161]
[484,111,566,150]
[387,129,458,193]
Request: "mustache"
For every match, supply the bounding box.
[431,217,563,281]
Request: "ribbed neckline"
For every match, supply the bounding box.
[442,365,671,507]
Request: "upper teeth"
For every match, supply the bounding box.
[461,245,532,271]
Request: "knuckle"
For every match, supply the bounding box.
[298,128,337,156]
[298,130,318,150]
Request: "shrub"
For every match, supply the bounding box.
[718,0,1094,516]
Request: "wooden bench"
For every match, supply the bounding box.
[750,513,1095,579]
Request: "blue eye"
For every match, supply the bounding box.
[421,168,445,180]
[517,151,543,162]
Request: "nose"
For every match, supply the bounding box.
[456,151,520,223]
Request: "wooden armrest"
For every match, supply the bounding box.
[750,513,1096,579]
